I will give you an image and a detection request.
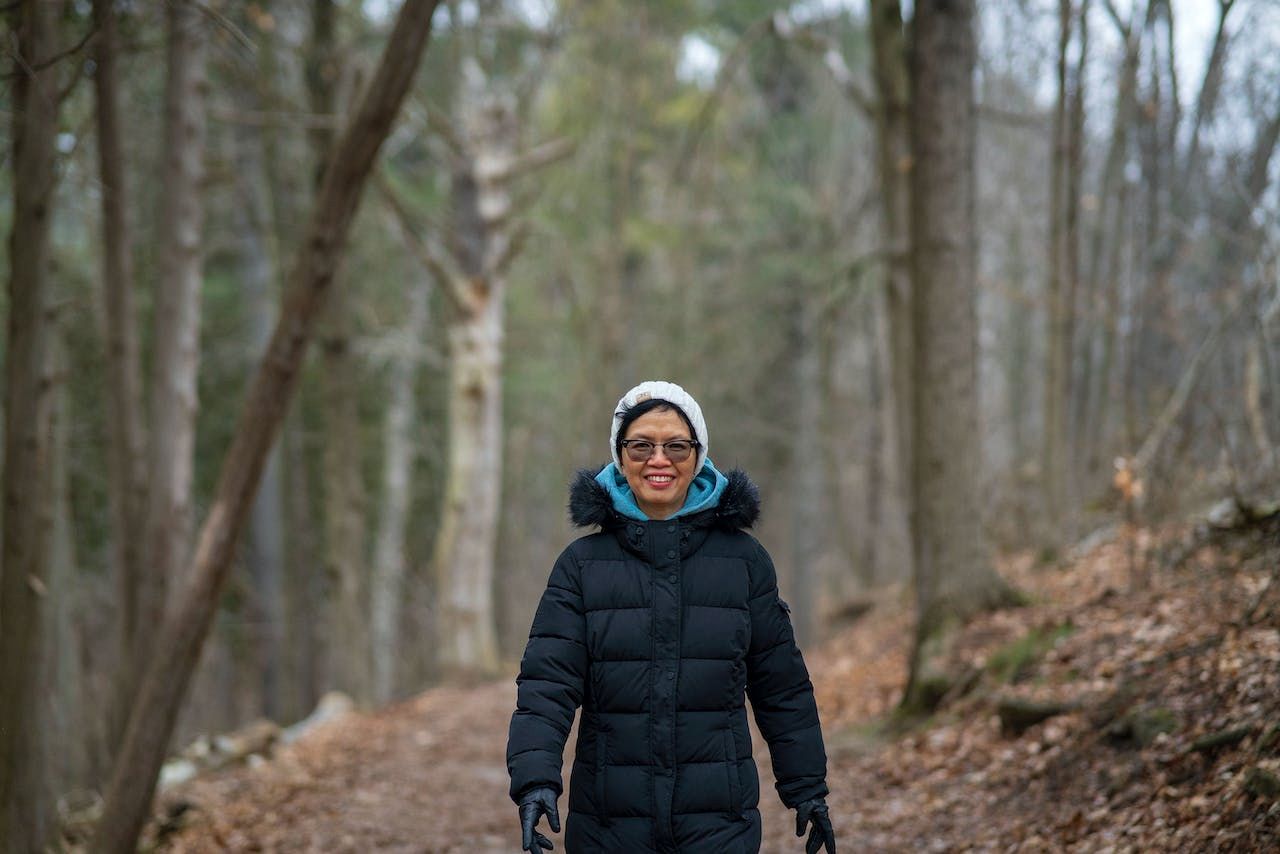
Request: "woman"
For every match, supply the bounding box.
[507,381,836,854]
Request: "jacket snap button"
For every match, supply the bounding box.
[666,671,674,680]
[668,574,676,582]
[667,524,676,532]
[666,549,675,559]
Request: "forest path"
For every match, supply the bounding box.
[157,521,1280,852]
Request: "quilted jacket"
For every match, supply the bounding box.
[506,468,828,853]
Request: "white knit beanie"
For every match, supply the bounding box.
[610,380,709,474]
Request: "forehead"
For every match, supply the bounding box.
[623,408,691,439]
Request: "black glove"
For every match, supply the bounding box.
[795,797,835,854]
[518,786,561,853]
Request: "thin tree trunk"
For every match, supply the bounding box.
[371,267,430,703]
[1078,3,1147,478]
[789,296,824,644]
[903,0,1018,713]
[0,2,60,847]
[136,0,208,705]
[48,328,87,795]
[93,0,152,755]
[1062,0,1089,525]
[1042,0,1072,543]
[91,4,442,850]
[307,0,373,702]
[869,0,914,585]
[233,74,288,721]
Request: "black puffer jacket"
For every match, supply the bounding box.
[506,468,828,853]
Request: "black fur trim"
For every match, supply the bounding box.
[567,466,760,531]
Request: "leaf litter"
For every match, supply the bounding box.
[150,516,1279,852]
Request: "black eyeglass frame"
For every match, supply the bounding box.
[619,439,702,462]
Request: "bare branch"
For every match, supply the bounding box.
[1100,0,1129,36]
[770,11,874,114]
[209,108,342,130]
[425,104,469,160]
[484,221,530,280]
[672,15,775,184]
[376,172,473,315]
[476,136,574,185]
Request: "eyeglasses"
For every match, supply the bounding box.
[620,439,701,463]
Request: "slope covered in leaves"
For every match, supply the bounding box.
[146,516,1279,852]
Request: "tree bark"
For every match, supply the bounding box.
[1042,0,1073,543]
[903,0,1018,713]
[789,296,825,644]
[90,3,442,850]
[428,63,530,678]
[0,1,60,848]
[232,64,288,720]
[136,0,208,710]
[307,0,373,702]
[371,258,430,703]
[869,0,914,586]
[93,0,152,756]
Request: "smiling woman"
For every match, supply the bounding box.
[506,380,836,854]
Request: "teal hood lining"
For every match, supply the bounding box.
[594,458,728,522]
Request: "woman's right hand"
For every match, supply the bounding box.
[518,786,560,852]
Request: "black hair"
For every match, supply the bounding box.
[614,398,697,459]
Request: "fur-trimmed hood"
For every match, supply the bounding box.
[568,465,760,531]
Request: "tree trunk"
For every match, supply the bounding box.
[869,0,914,585]
[1078,4,1147,478]
[371,269,430,703]
[430,63,525,678]
[307,0,373,703]
[232,72,288,721]
[1042,0,1072,544]
[434,293,505,677]
[903,0,1017,713]
[1062,0,1088,524]
[0,2,60,848]
[789,296,824,644]
[90,3,442,850]
[93,0,152,756]
[47,328,88,795]
[136,0,208,708]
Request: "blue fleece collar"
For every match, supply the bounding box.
[595,458,728,522]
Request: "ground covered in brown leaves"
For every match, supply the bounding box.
[155,518,1279,852]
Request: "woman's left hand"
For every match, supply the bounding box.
[795,797,836,853]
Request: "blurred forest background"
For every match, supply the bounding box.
[1,0,1278,849]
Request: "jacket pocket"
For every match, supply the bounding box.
[723,729,742,818]
[595,729,611,827]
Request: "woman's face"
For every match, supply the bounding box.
[621,407,698,520]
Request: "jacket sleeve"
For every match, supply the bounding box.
[506,545,588,803]
[745,540,829,808]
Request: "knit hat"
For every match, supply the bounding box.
[610,380,709,474]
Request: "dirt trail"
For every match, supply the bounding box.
[158,525,1280,852]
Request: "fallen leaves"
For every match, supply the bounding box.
[149,515,1280,853]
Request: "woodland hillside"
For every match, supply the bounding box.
[91,510,1280,852]
[1,0,1278,851]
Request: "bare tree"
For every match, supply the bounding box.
[383,59,570,675]
[306,0,376,702]
[0,0,61,847]
[371,216,432,702]
[90,2,443,850]
[903,0,1019,712]
[133,0,208,713]
[869,0,914,588]
[93,0,151,752]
